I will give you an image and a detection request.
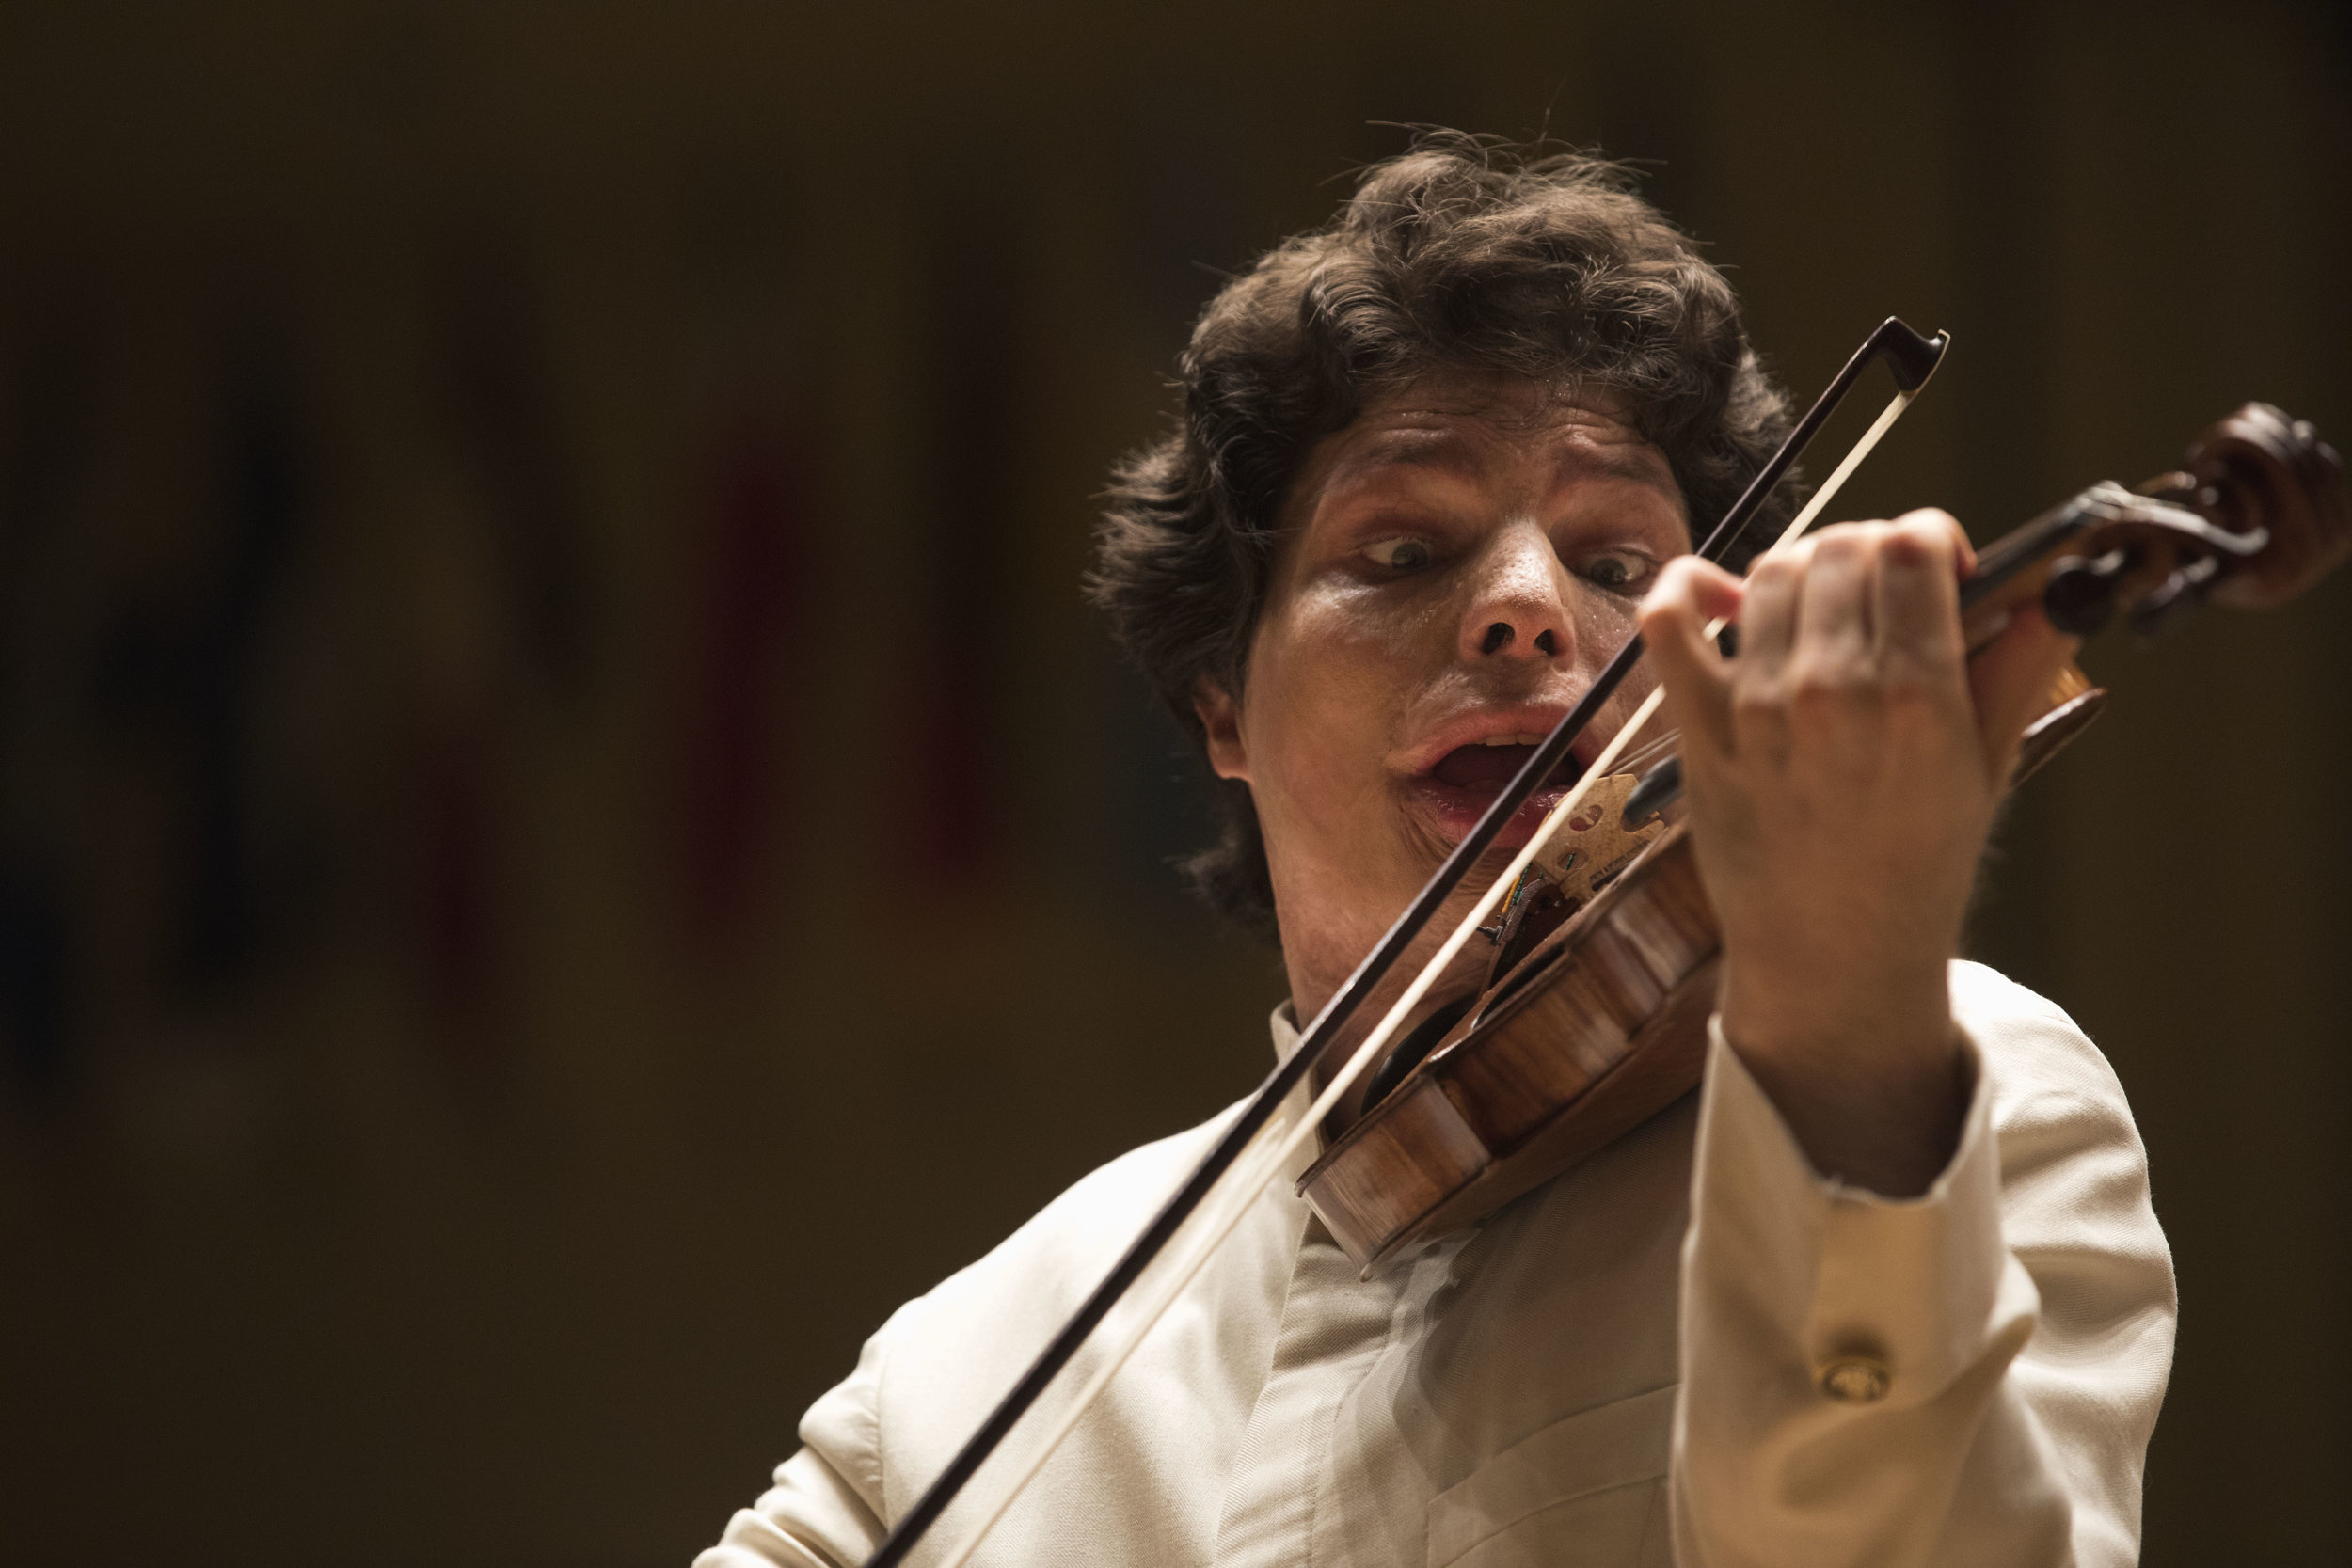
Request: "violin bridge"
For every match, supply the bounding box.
[1533,773,1665,907]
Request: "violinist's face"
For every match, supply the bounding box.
[1195,372,1688,1022]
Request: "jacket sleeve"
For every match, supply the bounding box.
[693,1315,896,1568]
[1670,964,2177,1567]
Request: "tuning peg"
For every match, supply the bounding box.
[1620,756,1683,829]
[2042,547,2136,636]
[2127,554,2223,638]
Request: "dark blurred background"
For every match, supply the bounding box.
[0,2,2344,1563]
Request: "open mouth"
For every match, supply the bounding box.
[1427,739,1581,795]
[1414,737,1587,845]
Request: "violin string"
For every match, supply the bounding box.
[920,383,1927,1568]
[1606,727,1683,784]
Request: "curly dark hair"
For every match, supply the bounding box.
[1088,133,1796,942]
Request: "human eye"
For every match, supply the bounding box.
[1577,547,1660,595]
[1359,535,1434,574]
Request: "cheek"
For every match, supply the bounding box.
[1247,589,1426,784]
[1568,585,1645,655]
[1602,649,1664,742]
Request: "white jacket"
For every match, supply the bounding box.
[697,960,2175,1567]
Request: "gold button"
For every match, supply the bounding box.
[1819,1355,1891,1403]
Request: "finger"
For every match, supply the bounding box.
[1874,514,1967,687]
[1640,551,1746,627]
[1638,557,1740,758]
[1722,544,1806,769]
[1964,601,2081,784]
[1734,546,1804,681]
[1893,506,1976,580]
[1790,525,1878,685]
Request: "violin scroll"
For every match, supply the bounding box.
[1957,404,2348,649]
[2183,403,2350,611]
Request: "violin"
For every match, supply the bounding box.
[1300,402,2352,1273]
[865,322,2349,1568]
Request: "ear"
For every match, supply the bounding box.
[1193,679,1250,783]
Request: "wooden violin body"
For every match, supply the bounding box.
[1301,813,1719,1272]
[1300,404,2351,1275]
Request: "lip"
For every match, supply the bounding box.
[1393,702,1606,850]
[1394,703,1596,778]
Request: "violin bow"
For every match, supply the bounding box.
[866,316,1947,1568]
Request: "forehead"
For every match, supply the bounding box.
[1298,371,1680,513]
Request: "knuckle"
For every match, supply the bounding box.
[1810,530,1869,567]
[1787,661,1864,717]
[1886,510,1961,564]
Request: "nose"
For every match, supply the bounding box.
[1457,523,1576,664]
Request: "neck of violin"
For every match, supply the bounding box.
[1956,492,2121,784]
[1958,493,2106,651]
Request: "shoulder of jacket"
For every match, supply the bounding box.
[891,1099,1248,1334]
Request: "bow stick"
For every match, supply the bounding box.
[867,316,1947,1568]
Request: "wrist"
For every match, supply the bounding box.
[1718,953,1956,1070]
[1716,955,1970,1196]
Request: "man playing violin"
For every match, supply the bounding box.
[699,135,2174,1568]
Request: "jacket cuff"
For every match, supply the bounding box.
[1686,1016,2037,1407]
